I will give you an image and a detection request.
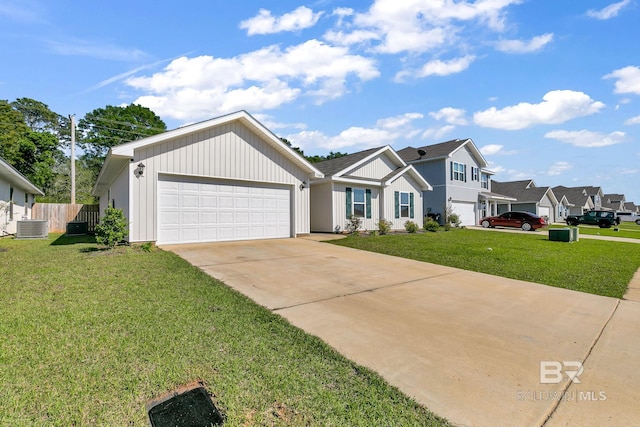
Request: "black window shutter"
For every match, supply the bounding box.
[464,164,467,182]
[365,189,372,219]
[450,161,453,181]
[394,191,400,219]
[345,187,352,218]
[409,193,414,218]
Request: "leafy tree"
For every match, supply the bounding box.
[78,104,166,177]
[10,97,70,145]
[39,155,97,204]
[0,100,59,190]
[280,137,305,157]
[305,151,349,163]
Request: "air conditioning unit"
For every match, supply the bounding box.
[16,220,49,239]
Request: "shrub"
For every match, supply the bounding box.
[95,207,129,249]
[444,223,452,231]
[345,215,362,236]
[404,220,419,233]
[377,219,393,235]
[448,213,461,227]
[423,219,440,232]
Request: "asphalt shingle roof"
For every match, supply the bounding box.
[397,139,467,163]
[313,147,382,176]
[553,186,591,206]
[492,180,550,203]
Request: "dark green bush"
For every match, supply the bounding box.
[423,220,440,232]
[94,207,129,249]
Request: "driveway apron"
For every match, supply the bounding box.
[165,237,638,427]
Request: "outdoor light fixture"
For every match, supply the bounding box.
[300,180,308,190]
[134,162,145,177]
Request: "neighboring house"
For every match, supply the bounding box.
[310,146,432,232]
[0,157,44,236]
[583,186,604,210]
[398,138,500,226]
[624,201,639,214]
[91,111,323,245]
[556,195,574,221]
[552,186,595,215]
[602,193,625,211]
[491,180,559,222]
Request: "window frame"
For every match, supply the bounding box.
[399,192,410,218]
[352,188,366,218]
[471,166,479,181]
[452,161,466,182]
[481,174,489,189]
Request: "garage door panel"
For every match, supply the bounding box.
[158,177,291,244]
[451,202,476,226]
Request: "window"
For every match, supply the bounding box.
[400,192,410,217]
[353,188,366,217]
[481,174,489,189]
[452,162,466,182]
[345,187,371,219]
[471,167,479,181]
[24,193,29,216]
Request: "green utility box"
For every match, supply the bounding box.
[549,228,571,242]
[66,221,88,235]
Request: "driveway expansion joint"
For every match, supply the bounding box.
[541,298,621,427]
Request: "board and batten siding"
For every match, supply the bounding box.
[98,161,131,230]
[310,181,334,232]
[346,155,397,179]
[383,175,424,229]
[332,183,380,233]
[130,121,311,242]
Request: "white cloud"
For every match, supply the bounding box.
[429,107,468,125]
[240,6,323,35]
[45,37,149,61]
[422,125,456,140]
[328,0,521,54]
[544,130,626,147]
[604,66,640,95]
[0,0,45,22]
[473,90,605,130]
[126,40,379,121]
[546,161,572,176]
[587,0,631,20]
[495,33,554,54]
[419,55,476,77]
[480,144,517,156]
[625,115,640,125]
[288,112,424,151]
[376,112,424,129]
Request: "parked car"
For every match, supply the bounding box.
[479,211,546,231]
[566,210,620,228]
[616,211,640,225]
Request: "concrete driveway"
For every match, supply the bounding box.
[165,237,640,427]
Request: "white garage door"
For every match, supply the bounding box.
[538,206,550,220]
[158,176,291,244]
[451,202,476,226]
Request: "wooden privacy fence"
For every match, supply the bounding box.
[32,203,100,233]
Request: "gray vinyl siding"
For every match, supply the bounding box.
[539,193,556,223]
[130,121,311,242]
[347,155,397,179]
[511,203,537,214]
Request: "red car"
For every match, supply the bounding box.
[479,211,546,231]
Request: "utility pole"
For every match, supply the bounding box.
[70,114,76,204]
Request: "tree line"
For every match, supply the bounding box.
[0,98,347,204]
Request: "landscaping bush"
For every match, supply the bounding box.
[345,214,362,236]
[423,219,440,232]
[377,219,393,235]
[404,220,419,233]
[94,207,128,248]
[448,213,461,227]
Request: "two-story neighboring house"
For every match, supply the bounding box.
[398,139,504,226]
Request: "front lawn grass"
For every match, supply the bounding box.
[0,235,449,426]
[331,228,640,298]
[549,222,640,239]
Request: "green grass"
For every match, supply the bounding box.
[331,228,640,298]
[0,234,449,426]
[549,221,640,239]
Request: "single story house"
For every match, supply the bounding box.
[91,111,323,244]
[310,146,432,232]
[0,157,44,236]
[553,186,596,216]
[491,179,559,223]
[602,194,625,211]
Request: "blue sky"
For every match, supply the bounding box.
[1,0,639,203]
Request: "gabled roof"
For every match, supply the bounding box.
[397,138,489,168]
[0,157,44,196]
[553,186,593,207]
[492,180,558,205]
[624,201,637,211]
[93,110,323,196]
[604,193,625,202]
[312,145,431,191]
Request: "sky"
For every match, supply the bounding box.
[1,0,639,203]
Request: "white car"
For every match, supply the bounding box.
[616,211,640,225]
